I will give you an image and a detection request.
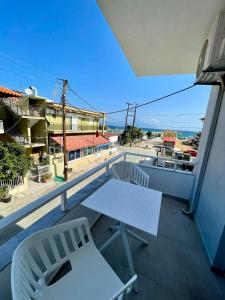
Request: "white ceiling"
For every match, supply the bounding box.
[97,0,225,76]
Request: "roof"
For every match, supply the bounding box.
[103,132,119,137]
[0,86,22,97]
[51,134,110,151]
[163,137,176,143]
[97,0,225,75]
[47,102,105,118]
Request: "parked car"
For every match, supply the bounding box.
[184,149,198,157]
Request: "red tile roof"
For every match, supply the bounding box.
[51,134,110,151]
[0,86,22,97]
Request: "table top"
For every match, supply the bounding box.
[82,179,162,236]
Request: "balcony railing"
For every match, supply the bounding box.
[0,152,195,232]
[0,151,196,270]
[1,98,44,117]
[48,122,99,132]
[124,152,196,173]
[10,134,46,145]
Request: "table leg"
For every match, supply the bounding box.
[127,229,149,246]
[99,230,120,253]
[120,223,139,293]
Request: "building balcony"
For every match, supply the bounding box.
[9,134,46,148]
[48,122,100,133]
[1,98,45,119]
[0,152,224,299]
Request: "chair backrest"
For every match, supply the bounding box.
[11,218,93,300]
[112,161,149,188]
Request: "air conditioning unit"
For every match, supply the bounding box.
[196,10,225,85]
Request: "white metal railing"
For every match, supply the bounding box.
[0,176,24,189]
[0,151,196,233]
[0,152,124,232]
[124,152,196,173]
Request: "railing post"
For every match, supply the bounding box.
[106,163,110,174]
[61,191,68,212]
[174,162,177,172]
[124,153,127,161]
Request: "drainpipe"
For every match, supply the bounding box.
[183,76,225,216]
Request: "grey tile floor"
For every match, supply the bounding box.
[91,196,225,300]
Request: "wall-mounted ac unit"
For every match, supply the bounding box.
[196,10,225,85]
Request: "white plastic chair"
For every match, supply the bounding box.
[112,161,149,188]
[11,217,137,300]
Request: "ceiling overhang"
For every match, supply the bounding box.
[97,0,225,76]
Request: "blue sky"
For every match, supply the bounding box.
[0,0,211,131]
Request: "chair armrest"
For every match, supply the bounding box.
[110,275,137,300]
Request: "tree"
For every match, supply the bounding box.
[0,142,31,181]
[146,131,152,139]
[163,130,176,138]
[120,126,144,145]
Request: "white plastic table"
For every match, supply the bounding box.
[82,179,162,291]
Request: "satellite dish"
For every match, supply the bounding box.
[25,88,32,95]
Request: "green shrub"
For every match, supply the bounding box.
[0,142,31,181]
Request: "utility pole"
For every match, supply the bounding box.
[60,79,69,181]
[124,102,132,131]
[130,105,137,147]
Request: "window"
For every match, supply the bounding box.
[98,144,110,151]
[87,147,93,155]
[82,148,88,157]
[68,149,81,161]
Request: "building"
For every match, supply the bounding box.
[0,86,48,163]
[0,85,113,176]
[103,132,119,146]
[163,137,176,148]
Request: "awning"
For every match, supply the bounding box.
[163,137,176,143]
[50,134,110,151]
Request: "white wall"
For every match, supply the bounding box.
[140,165,194,200]
[109,135,118,144]
[195,87,225,269]
[191,86,220,205]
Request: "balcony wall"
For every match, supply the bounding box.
[194,86,225,271]
[140,165,194,200]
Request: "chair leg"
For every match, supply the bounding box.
[127,229,149,246]
[120,223,139,293]
[99,230,121,253]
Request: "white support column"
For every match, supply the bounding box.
[106,163,109,174]
[61,191,68,212]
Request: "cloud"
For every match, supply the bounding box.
[137,116,160,127]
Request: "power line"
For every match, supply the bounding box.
[0,117,23,134]
[69,87,99,112]
[106,84,195,115]
[137,112,205,117]
[68,87,120,124]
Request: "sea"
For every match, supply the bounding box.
[108,125,198,139]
